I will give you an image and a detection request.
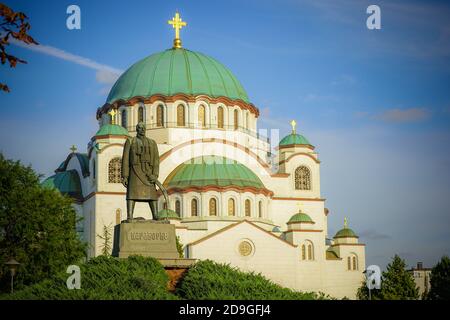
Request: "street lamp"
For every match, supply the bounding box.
[5,258,20,294]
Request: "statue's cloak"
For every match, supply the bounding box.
[121,136,159,200]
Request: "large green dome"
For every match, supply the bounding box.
[107,48,249,104]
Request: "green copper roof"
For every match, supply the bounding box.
[56,153,90,177]
[95,124,129,137]
[41,170,82,200]
[288,211,314,224]
[158,208,181,220]
[334,227,358,239]
[165,156,265,190]
[326,249,340,260]
[279,133,311,146]
[107,48,249,104]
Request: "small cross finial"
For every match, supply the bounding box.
[344,217,348,229]
[70,145,77,153]
[297,202,303,213]
[290,120,297,134]
[168,11,187,48]
[108,109,117,125]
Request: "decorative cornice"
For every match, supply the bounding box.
[277,144,315,151]
[272,197,326,202]
[330,243,365,247]
[278,152,321,165]
[96,143,126,154]
[97,93,260,119]
[94,135,129,141]
[286,220,315,225]
[284,229,323,233]
[165,185,274,197]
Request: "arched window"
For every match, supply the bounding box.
[121,110,127,128]
[302,241,314,260]
[157,105,164,127]
[115,209,122,225]
[191,199,198,217]
[245,199,251,217]
[246,112,249,129]
[209,198,217,216]
[258,201,262,218]
[217,106,224,129]
[295,166,311,190]
[308,244,314,260]
[108,157,122,183]
[138,106,144,123]
[233,109,238,130]
[347,257,352,270]
[228,198,235,216]
[175,199,181,216]
[177,105,185,126]
[198,105,206,127]
[352,255,358,270]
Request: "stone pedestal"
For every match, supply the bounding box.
[116,220,179,259]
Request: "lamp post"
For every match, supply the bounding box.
[5,258,20,294]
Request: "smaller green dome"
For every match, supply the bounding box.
[157,208,181,220]
[41,170,82,200]
[272,226,282,233]
[279,133,311,146]
[288,211,314,224]
[95,124,129,137]
[334,228,358,238]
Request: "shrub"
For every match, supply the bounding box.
[2,255,177,300]
[176,260,320,300]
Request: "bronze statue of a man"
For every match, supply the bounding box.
[121,122,159,221]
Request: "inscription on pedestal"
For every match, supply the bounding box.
[116,221,179,259]
[128,231,169,242]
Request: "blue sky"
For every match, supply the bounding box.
[1,0,449,270]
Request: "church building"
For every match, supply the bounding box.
[42,13,366,299]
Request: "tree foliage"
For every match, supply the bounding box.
[176,235,184,258]
[1,256,177,300]
[0,153,86,293]
[357,255,419,300]
[427,256,450,300]
[176,259,322,300]
[97,224,113,256]
[0,3,38,92]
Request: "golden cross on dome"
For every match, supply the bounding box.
[108,109,117,125]
[297,202,303,212]
[70,145,77,153]
[344,217,348,229]
[168,12,187,48]
[290,120,297,134]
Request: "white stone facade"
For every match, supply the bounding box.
[54,97,367,299]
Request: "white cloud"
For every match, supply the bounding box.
[376,108,430,123]
[95,69,120,85]
[331,74,356,86]
[11,39,123,85]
